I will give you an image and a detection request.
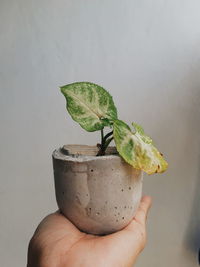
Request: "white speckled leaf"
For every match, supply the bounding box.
[60,82,118,132]
[131,122,153,144]
[113,120,168,174]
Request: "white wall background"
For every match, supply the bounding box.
[1,0,200,266]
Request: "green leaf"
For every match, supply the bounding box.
[113,120,168,174]
[132,122,153,144]
[60,82,118,132]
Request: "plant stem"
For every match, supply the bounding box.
[103,136,114,151]
[101,128,104,145]
[97,129,113,156]
[103,130,113,141]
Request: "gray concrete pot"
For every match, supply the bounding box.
[52,145,143,235]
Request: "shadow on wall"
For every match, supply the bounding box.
[184,161,200,257]
[184,64,200,259]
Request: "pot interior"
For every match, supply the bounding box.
[62,144,118,156]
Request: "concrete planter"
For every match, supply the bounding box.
[52,145,143,235]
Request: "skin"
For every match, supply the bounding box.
[27,196,152,267]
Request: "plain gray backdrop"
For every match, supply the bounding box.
[1,0,200,266]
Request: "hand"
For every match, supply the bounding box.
[27,196,152,267]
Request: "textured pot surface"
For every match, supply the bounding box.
[53,145,143,235]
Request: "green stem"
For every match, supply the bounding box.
[97,129,113,156]
[103,131,113,142]
[101,128,104,145]
[103,137,114,152]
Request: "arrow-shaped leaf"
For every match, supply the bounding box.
[60,82,118,132]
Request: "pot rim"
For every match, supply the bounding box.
[52,144,121,163]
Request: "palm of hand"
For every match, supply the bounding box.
[27,196,151,267]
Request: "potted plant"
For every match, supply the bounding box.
[52,82,168,235]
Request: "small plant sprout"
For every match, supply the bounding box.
[60,82,168,174]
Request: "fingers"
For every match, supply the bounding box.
[134,196,152,225]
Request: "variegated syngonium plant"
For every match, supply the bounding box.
[60,82,168,175]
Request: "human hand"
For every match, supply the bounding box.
[27,196,152,267]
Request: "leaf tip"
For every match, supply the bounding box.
[59,85,65,94]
